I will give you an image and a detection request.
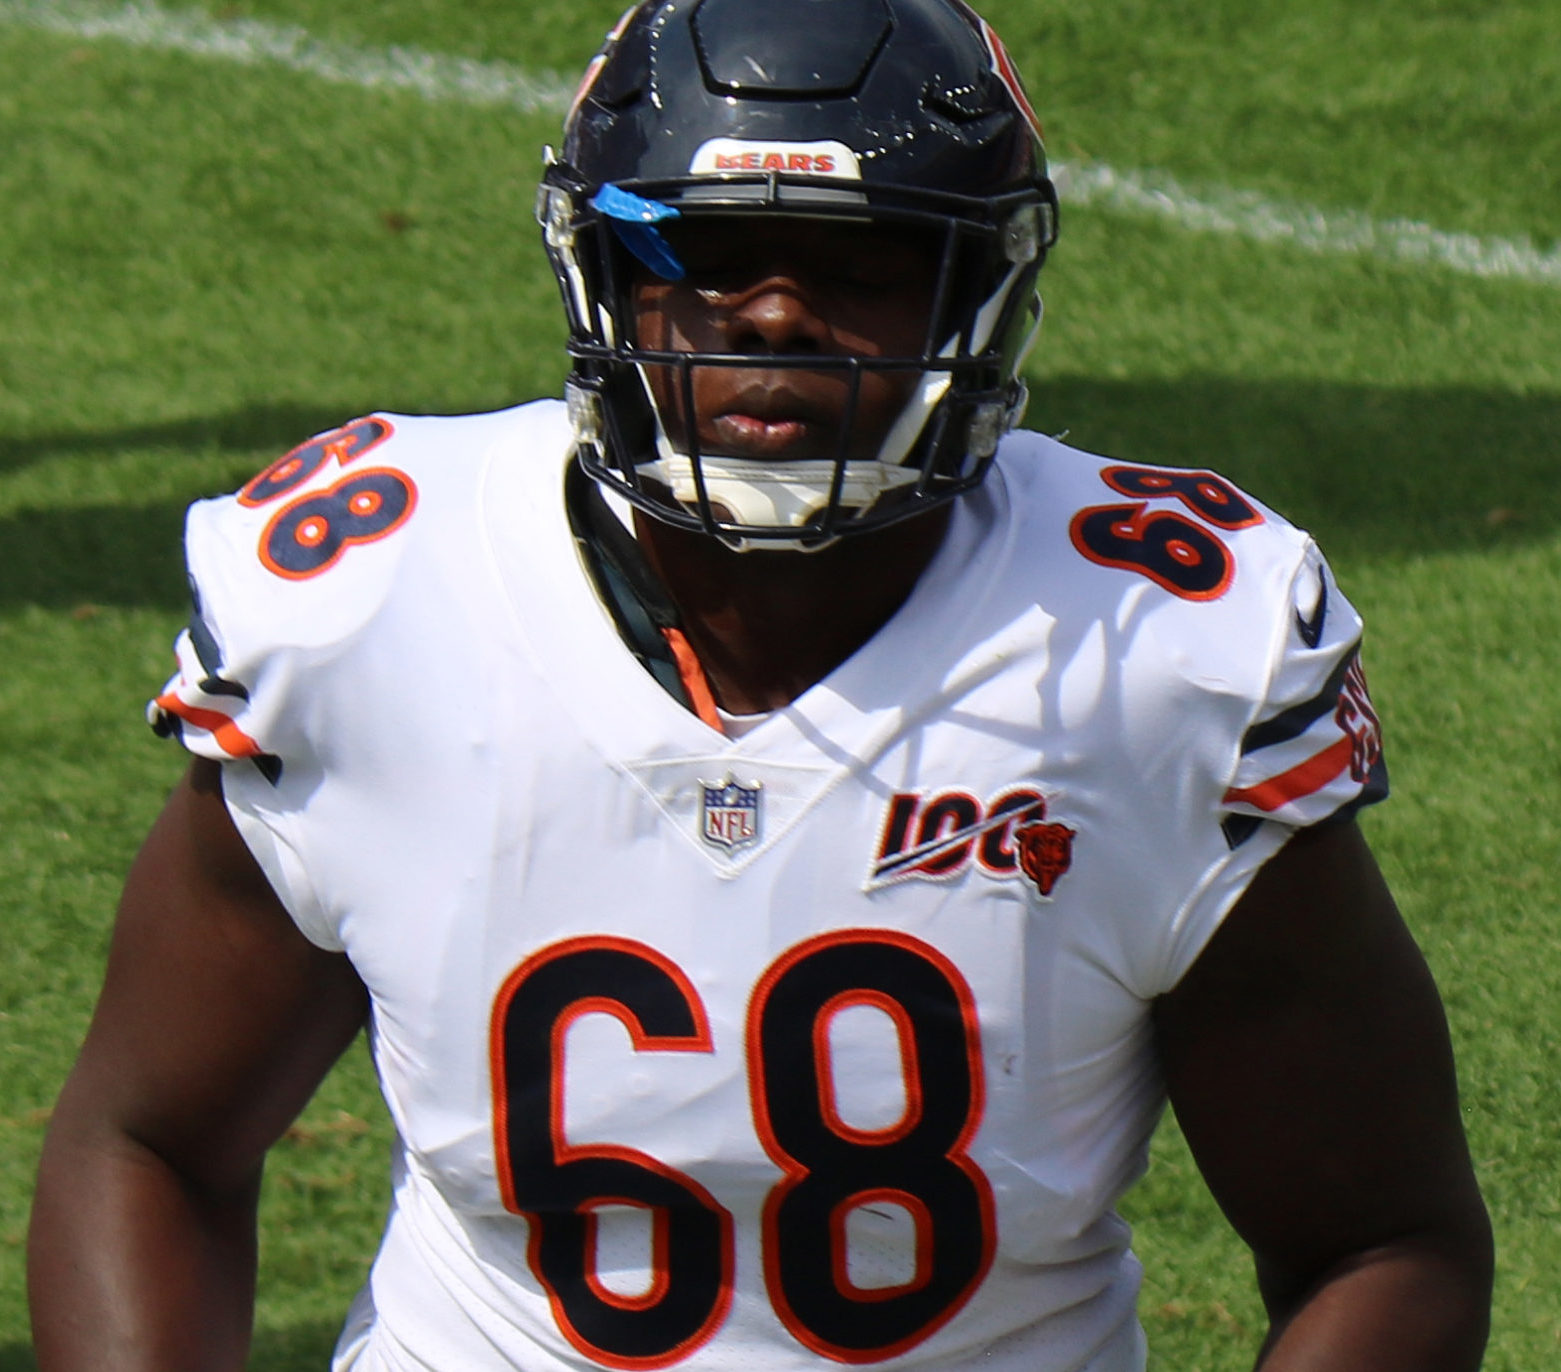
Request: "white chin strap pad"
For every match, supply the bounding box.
[639,455,921,532]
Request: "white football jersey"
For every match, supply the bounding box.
[152,401,1386,1372]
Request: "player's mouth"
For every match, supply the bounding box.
[704,384,834,459]
[710,412,811,455]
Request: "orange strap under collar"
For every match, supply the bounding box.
[661,627,723,733]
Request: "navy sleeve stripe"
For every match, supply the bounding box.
[1239,640,1360,756]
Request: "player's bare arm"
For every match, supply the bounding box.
[28,759,368,1371]
[1155,820,1493,1370]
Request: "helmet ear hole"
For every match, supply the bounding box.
[545,0,1058,548]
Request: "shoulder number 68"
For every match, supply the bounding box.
[1070,464,1262,600]
[239,417,417,580]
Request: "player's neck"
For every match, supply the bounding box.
[635,506,951,715]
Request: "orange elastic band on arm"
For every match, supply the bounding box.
[152,692,266,760]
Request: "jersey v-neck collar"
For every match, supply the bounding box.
[479,407,1020,872]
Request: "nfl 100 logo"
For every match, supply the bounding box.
[700,776,762,851]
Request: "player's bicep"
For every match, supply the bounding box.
[56,759,367,1196]
[1152,821,1487,1303]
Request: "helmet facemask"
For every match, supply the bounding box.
[540,0,1058,550]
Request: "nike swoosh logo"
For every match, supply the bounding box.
[1296,577,1328,648]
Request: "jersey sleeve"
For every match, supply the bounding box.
[148,492,345,949]
[1219,540,1388,840]
[146,416,425,950]
[148,570,287,783]
[1151,539,1388,993]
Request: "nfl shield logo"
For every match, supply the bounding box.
[700,776,762,852]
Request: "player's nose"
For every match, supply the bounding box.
[725,275,830,355]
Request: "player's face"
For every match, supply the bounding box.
[632,217,938,463]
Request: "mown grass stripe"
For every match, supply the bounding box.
[4,0,1559,289]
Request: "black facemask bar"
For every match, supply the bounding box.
[543,167,1056,545]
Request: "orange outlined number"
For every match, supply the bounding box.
[1070,464,1263,601]
[748,931,993,1363]
[490,932,994,1365]
[1097,466,1262,529]
[490,939,734,1370]
[259,469,416,580]
[239,416,392,507]
[240,418,416,580]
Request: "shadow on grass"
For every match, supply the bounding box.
[1028,375,1561,565]
[1,378,1557,612]
[0,403,374,480]
[0,1321,345,1371]
[0,500,192,611]
[0,402,382,613]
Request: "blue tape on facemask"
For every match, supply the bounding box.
[590,184,685,281]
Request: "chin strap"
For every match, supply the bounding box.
[635,453,923,551]
[565,456,723,729]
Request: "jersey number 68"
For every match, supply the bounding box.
[490,930,994,1367]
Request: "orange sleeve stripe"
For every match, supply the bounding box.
[661,628,723,733]
[1223,735,1353,813]
[153,692,266,760]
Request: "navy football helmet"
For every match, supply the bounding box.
[539,0,1058,548]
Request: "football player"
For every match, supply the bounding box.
[30,0,1492,1369]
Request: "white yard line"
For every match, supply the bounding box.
[5,0,1558,288]
[1054,162,1561,287]
[0,0,574,112]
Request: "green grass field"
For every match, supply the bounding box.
[2,1,1557,1367]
